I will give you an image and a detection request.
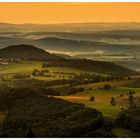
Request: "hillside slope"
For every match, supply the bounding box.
[0,88,104,137]
[43,59,137,76]
[0,44,62,60]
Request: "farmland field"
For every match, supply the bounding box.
[56,87,140,119]
[0,61,42,74]
[0,61,140,119]
[0,60,139,138]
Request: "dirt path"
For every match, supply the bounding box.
[54,95,88,100]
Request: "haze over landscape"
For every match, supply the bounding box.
[0,22,140,71]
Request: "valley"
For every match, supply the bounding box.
[0,44,139,137]
[0,26,140,71]
[0,22,139,137]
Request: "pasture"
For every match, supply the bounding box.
[56,87,140,119]
[0,61,42,74]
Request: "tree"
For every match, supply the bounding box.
[89,87,92,90]
[25,128,35,138]
[32,69,40,76]
[110,97,116,106]
[128,94,136,109]
[129,94,133,103]
[42,63,46,68]
[103,84,111,90]
[120,93,123,97]
[131,90,135,94]
[89,96,95,102]
[127,77,132,80]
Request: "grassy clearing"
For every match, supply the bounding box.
[46,67,109,76]
[0,62,82,81]
[32,76,70,81]
[56,87,140,119]
[57,96,120,119]
[77,77,140,89]
[46,67,85,74]
[0,61,109,82]
[0,61,42,74]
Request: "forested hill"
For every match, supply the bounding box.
[0,44,63,60]
[43,59,138,77]
[0,88,106,137]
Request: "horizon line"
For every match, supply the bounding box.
[1,21,140,25]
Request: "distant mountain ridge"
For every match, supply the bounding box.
[0,22,140,32]
[32,37,140,53]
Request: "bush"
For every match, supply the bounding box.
[110,97,116,106]
[103,84,111,90]
[89,96,95,102]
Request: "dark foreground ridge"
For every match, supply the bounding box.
[0,88,114,138]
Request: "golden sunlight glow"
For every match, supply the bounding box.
[0,2,139,24]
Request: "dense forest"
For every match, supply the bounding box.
[0,87,139,137]
[0,88,114,138]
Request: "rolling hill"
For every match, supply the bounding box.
[0,44,62,60]
[32,37,140,53]
[0,44,137,77]
[43,59,138,76]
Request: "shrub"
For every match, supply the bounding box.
[110,97,116,106]
[89,96,95,102]
[103,84,111,90]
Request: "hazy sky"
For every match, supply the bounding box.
[0,2,140,24]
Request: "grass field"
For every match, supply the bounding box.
[0,61,42,74]
[0,62,83,81]
[0,61,110,76]
[0,62,86,80]
[55,86,140,137]
[47,67,109,76]
[56,87,140,119]
[77,78,140,89]
[47,67,86,74]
